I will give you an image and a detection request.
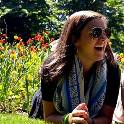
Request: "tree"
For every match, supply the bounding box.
[0,0,123,52]
[105,0,124,52]
[0,0,58,42]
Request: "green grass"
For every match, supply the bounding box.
[0,113,45,124]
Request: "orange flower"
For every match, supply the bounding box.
[0,46,5,51]
[16,43,24,50]
[19,51,25,57]
[11,50,16,55]
[29,46,37,52]
[10,50,17,59]
[45,31,49,35]
[0,40,4,44]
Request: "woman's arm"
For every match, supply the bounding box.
[42,100,64,123]
[42,100,114,124]
[92,104,115,124]
[43,101,90,124]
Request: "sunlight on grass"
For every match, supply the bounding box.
[0,113,45,124]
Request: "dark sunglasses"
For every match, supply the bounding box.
[90,27,111,39]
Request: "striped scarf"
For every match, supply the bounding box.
[53,56,107,118]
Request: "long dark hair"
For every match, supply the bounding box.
[40,10,114,84]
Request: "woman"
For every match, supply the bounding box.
[112,71,124,124]
[40,10,121,124]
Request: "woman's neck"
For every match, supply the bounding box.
[76,54,95,75]
[81,59,94,76]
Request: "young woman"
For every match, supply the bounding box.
[112,71,124,124]
[40,10,121,124]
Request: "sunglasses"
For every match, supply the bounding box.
[90,27,111,39]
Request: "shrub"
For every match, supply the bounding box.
[0,31,55,113]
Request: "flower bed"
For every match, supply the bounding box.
[0,32,55,113]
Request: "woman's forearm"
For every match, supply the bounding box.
[44,114,112,124]
[45,114,64,124]
[93,116,112,124]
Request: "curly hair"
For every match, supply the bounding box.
[40,10,114,84]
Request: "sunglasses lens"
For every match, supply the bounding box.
[105,28,111,38]
[92,28,102,38]
[91,28,111,38]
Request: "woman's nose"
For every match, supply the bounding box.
[99,33,107,40]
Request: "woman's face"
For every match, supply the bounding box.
[75,17,109,62]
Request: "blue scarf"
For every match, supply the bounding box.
[53,56,107,118]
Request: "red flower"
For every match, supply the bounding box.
[50,38,54,42]
[14,35,22,41]
[45,43,49,47]
[2,39,7,43]
[41,43,49,49]
[19,41,24,46]
[34,33,44,42]
[27,38,32,45]
[17,37,22,41]
[2,34,7,38]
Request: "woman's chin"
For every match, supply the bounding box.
[97,57,104,62]
[95,51,105,60]
[95,55,104,61]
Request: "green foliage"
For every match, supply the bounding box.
[0,0,123,52]
[105,0,124,52]
[0,0,59,42]
[0,44,43,112]
[0,32,54,113]
[55,0,124,52]
[0,113,44,124]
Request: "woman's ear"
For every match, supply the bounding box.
[71,34,79,48]
[75,39,80,48]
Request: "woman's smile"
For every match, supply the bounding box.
[94,46,104,51]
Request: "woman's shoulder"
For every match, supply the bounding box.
[106,59,121,84]
[104,59,121,107]
[107,59,120,72]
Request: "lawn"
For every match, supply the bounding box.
[0,113,45,124]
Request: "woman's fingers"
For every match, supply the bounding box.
[72,110,89,119]
[68,103,89,124]
[71,116,88,124]
[74,103,88,112]
[72,103,89,119]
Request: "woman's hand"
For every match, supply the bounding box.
[68,103,90,124]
